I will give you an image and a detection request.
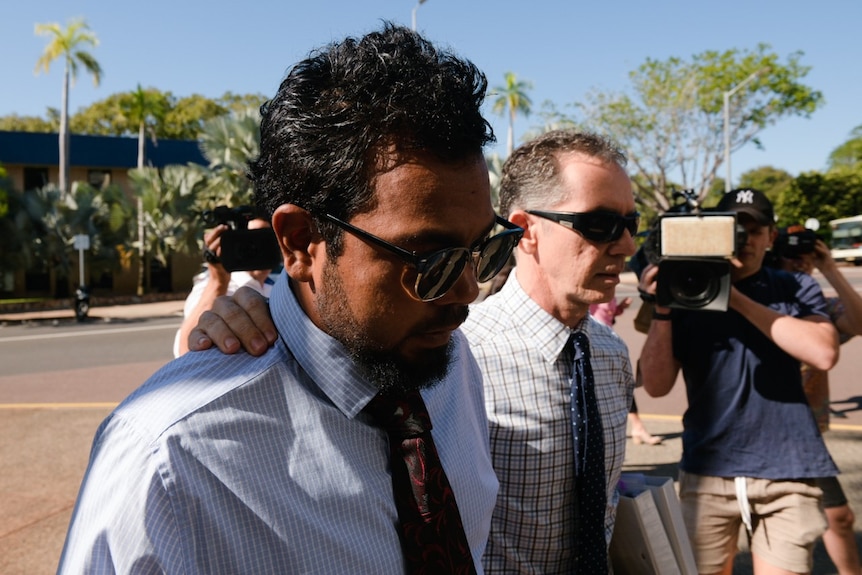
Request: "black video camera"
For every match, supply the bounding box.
[775,225,817,259]
[633,190,747,312]
[202,205,282,272]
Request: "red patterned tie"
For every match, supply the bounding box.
[364,391,477,575]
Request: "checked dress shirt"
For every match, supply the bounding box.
[464,273,634,574]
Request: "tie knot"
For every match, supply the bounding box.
[363,390,432,438]
[570,331,590,361]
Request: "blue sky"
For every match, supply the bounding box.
[3,0,860,179]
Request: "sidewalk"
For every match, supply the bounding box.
[0,298,186,325]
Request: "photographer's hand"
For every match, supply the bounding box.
[175,224,233,356]
[637,264,670,312]
[202,225,232,286]
[637,264,680,397]
[811,239,862,337]
[811,239,838,276]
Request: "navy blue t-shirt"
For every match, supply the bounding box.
[672,266,838,479]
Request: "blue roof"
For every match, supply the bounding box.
[0,130,207,169]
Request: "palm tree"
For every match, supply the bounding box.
[491,72,533,156]
[34,18,102,196]
[124,85,169,170]
[486,153,504,213]
[129,166,207,291]
[197,108,261,207]
[13,181,135,296]
[122,84,169,295]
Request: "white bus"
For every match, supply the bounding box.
[830,215,862,265]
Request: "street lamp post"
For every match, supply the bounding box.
[723,68,768,192]
[412,0,427,31]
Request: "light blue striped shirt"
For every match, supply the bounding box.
[58,277,498,574]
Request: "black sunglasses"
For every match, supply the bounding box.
[526,209,640,243]
[318,213,524,302]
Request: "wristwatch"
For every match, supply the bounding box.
[652,310,673,321]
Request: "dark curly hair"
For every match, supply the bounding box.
[249,22,494,252]
[499,130,627,217]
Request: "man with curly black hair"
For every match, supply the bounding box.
[189,129,640,574]
[58,23,520,574]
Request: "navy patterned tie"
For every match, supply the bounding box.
[364,391,477,575]
[570,331,608,573]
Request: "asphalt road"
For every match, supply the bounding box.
[0,317,178,404]
[0,316,180,574]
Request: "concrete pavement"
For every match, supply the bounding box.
[0,298,186,325]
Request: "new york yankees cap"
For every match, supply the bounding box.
[716,188,775,226]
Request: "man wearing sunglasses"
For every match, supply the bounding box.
[58,24,515,573]
[192,130,640,573]
[466,130,638,573]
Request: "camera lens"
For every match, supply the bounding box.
[668,261,721,308]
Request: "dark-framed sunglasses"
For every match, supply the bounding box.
[526,209,640,243]
[318,213,524,302]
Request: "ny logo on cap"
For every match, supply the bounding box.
[735,190,755,204]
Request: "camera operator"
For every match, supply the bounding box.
[173,213,282,357]
[774,226,862,575]
[637,188,840,575]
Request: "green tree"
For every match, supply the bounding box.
[738,165,794,205]
[121,109,267,293]
[827,124,862,171]
[64,181,135,285]
[217,92,269,117]
[68,89,168,138]
[486,153,504,213]
[575,45,822,214]
[195,108,260,208]
[34,18,102,195]
[4,90,267,140]
[13,184,78,294]
[0,166,26,281]
[123,85,171,169]
[776,170,862,229]
[9,181,134,294]
[0,113,57,133]
[522,101,578,143]
[161,94,229,140]
[491,72,533,156]
[69,90,217,139]
[68,93,131,135]
[122,84,170,295]
[129,165,207,292]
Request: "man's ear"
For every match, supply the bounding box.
[768,226,778,249]
[507,210,537,255]
[272,204,324,283]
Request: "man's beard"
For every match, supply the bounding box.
[317,261,466,395]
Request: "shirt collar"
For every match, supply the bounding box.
[497,274,591,364]
[269,277,378,419]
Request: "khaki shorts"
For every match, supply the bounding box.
[678,471,826,574]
